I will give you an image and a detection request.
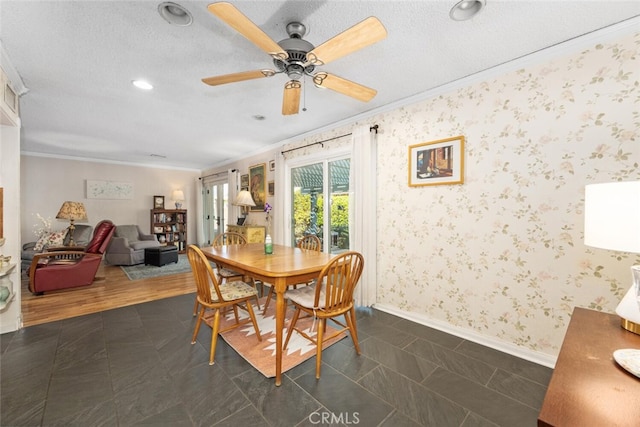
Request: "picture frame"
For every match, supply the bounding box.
[249,163,266,211]
[153,195,165,209]
[408,136,465,187]
[153,226,164,233]
[268,181,275,196]
[86,180,134,199]
[240,174,249,188]
[269,160,276,171]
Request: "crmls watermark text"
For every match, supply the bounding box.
[308,411,360,425]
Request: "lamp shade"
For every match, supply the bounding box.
[56,201,88,221]
[172,190,185,201]
[584,181,640,253]
[234,190,256,207]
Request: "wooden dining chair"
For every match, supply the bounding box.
[283,251,364,378]
[187,245,262,365]
[262,234,322,315]
[192,231,260,315]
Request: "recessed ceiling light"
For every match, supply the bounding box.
[158,2,193,26]
[132,80,153,90]
[450,0,486,21]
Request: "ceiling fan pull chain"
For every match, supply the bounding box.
[302,75,307,112]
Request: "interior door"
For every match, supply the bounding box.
[203,181,229,245]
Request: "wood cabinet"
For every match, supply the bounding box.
[227,225,265,243]
[538,307,640,426]
[150,209,187,253]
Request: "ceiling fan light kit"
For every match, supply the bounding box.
[450,0,486,21]
[202,1,387,115]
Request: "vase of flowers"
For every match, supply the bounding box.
[33,213,52,238]
[264,202,273,254]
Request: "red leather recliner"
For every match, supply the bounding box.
[28,220,116,295]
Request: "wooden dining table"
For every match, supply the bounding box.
[200,243,335,386]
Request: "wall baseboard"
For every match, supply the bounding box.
[372,303,557,369]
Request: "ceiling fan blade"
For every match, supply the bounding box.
[202,69,275,86]
[282,80,301,115]
[305,16,387,66]
[208,2,287,60]
[313,73,377,102]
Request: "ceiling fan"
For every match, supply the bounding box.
[202,2,387,115]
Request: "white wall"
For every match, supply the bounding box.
[20,156,200,245]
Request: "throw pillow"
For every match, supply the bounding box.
[33,230,68,251]
[32,234,49,252]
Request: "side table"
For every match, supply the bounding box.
[538,307,640,426]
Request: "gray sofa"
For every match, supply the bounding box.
[21,224,94,272]
[104,225,160,266]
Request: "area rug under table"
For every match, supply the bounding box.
[120,254,192,280]
[215,296,347,378]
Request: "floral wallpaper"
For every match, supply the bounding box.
[284,31,639,359]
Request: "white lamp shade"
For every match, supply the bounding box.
[172,190,185,201]
[234,190,256,207]
[584,181,640,253]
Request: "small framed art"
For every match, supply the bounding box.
[268,181,275,196]
[153,195,165,209]
[408,136,465,187]
[240,174,249,188]
[269,160,276,171]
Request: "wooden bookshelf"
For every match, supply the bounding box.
[150,209,187,253]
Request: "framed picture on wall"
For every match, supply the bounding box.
[249,163,266,211]
[268,181,275,196]
[153,195,165,209]
[240,174,249,188]
[269,160,276,171]
[408,135,465,187]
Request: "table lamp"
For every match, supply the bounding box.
[584,181,640,335]
[234,190,255,225]
[172,190,185,209]
[56,201,88,246]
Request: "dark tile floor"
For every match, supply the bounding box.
[0,293,552,426]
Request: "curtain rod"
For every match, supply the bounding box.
[199,168,237,180]
[281,124,378,155]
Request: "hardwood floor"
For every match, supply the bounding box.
[20,262,196,327]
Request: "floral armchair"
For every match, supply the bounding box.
[28,220,115,295]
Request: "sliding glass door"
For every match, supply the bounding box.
[290,158,350,253]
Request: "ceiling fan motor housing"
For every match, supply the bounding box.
[274,23,315,80]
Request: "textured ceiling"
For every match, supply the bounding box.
[1,1,639,170]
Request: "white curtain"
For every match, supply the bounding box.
[274,151,285,245]
[351,126,377,307]
[228,169,239,223]
[195,177,205,246]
